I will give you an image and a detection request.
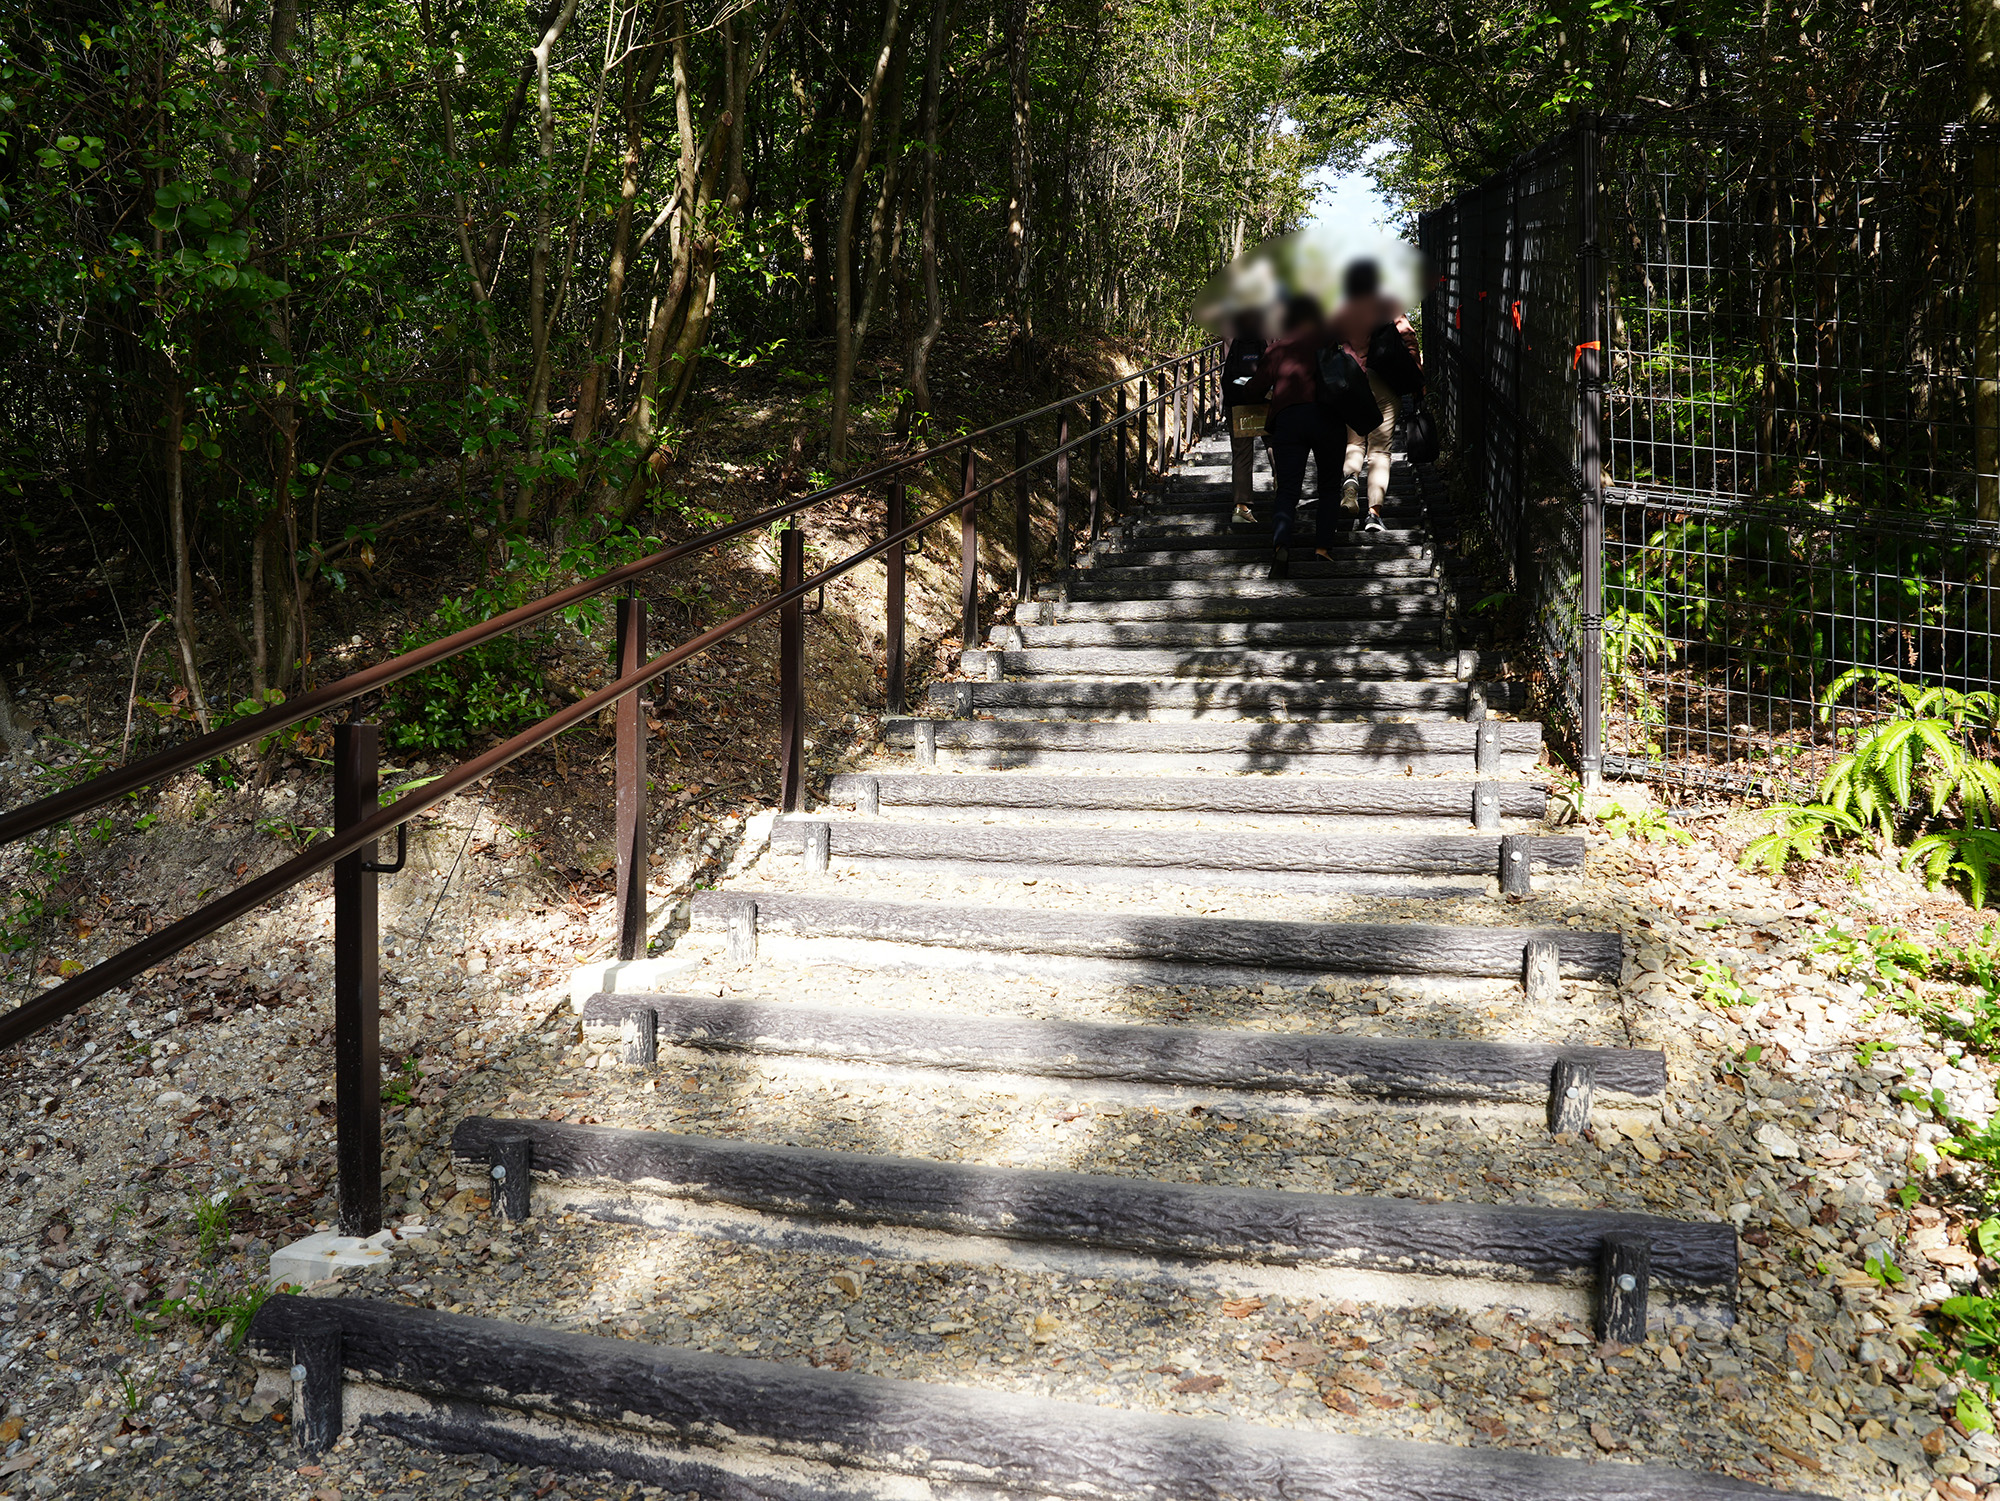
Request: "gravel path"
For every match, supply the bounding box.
[4,438,1995,1500]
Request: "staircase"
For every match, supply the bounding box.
[246,433,1812,1498]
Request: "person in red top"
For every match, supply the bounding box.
[1325,259,1421,532]
[1241,294,1340,577]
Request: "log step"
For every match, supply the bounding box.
[774,816,1585,880]
[575,993,1666,1106]
[1010,595,1444,625]
[1094,536,1428,560]
[958,646,1469,681]
[824,771,1549,820]
[245,1297,1806,1500]
[1081,558,1433,582]
[922,679,1510,721]
[1007,620,1443,649]
[883,718,1542,774]
[687,891,1623,979]
[448,1117,1735,1300]
[1033,577,1437,603]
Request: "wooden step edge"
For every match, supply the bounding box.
[573,992,1665,1106]
[245,1296,1803,1497]
[447,1117,1735,1297]
[881,719,1544,749]
[686,892,1623,980]
[824,772,1550,818]
[773,818,1587,876]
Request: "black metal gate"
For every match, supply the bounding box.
[1421,117,2000,797]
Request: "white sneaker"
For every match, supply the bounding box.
[1340,478,1361,513]
[1363,513,1386,533]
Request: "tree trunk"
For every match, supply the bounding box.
[827,0,905,467]
[1004,0,1033,366]
[576,1,672,455]
[164,386,211,733]
[518,0,582,520]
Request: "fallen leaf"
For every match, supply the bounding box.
[1469,1415,1507,1437]
[1258,1337,1326,1370]
[1322,1388,1359,1415]
[1787,1331,1817,1373]
[812,1341,853,1372]
[1768,1440,1826,1473]
[1221,1296,1265,1318]
[1173,1374,1226,1394]
[1334,1368,1384,1396]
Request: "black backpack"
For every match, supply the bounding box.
[1316,343,1386,436]
[1403,401,1440,465]
[1367,321,1426,397]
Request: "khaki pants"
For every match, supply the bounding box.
[1342,372,1400,511]
[1230,432,1261,506]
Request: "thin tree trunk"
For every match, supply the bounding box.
[576,0,671,453]
[828,0,904,466]
[518,0,581,520]
[164,386,211,733]
[1004,0,1033,366]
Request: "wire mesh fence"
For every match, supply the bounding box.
[1420,116,2000,798]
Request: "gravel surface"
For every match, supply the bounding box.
[6,441,2000,1501]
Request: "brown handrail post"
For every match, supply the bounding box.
[778,526,805,812]
[1054,405,1072,590]
[1136,378,1150,496]
[959,447,980,650]
[1013,426,1032,606]
[332,723,383,1239]
[1115,384,1129,515]
[613,595,649,961]
[885,481,907,716]
[1086,397,1104,544]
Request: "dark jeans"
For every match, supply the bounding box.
[1266,403,1343,551]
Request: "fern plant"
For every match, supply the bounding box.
[1741,669,2000,904]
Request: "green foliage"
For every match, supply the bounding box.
[1741,672,2000,904]
[1595,797,1689,846]
[1865,1252,1906,1288]
[133,1277,280,1351]
[382,523,656,755]
[1695,960,1754,1010]
[193,1191,236,1263]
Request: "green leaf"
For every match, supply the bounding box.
[1978,1217,2000,1258]
[1961,1389,1996,1435]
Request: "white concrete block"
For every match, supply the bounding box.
[268,1223,429,1287]
[567,955,699,1010]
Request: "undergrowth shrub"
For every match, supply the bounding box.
[383,522,658,756]
[1743,668,2000,903]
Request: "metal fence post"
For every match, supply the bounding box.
[1013,426,1032,606]
[1054,405,1072,590]
[885,481,907,716]
[332,722,382,1239]
[1577,118,1606,792]
[613,595,649,960]
[1087,397,1104,544]
[959,447,979,650]
[1115,384,1130,513]
[778,526,804,812]
[1136,378,1150,495]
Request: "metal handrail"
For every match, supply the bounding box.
[1,345,1221,1078]
[0,347,1219,847]
[0,338,1222,1235]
